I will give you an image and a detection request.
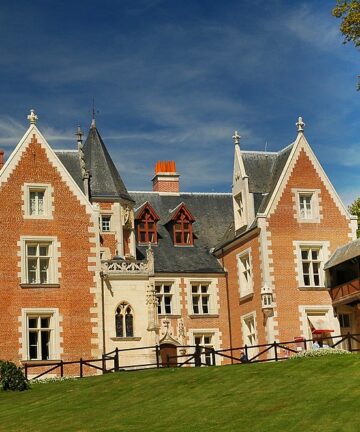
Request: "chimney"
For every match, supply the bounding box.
[0,150,4,170]
[152,160,180,194]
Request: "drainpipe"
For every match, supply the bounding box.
[221,248,234,364]
[100,272,106,355]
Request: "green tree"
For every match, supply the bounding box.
[333,0,360,46]
[348,197,360,238]
[332,0,360,88]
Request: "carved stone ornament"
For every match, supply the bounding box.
[123,206,133,227]
[27,109,38,125]
[146,283,160,332]
[159,317,180,346]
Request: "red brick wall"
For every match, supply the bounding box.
[0,134,98,364]
[153,178,179,193]
[268,148,351,342]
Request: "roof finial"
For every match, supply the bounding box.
[91,97,96,128]
[296,116,305,133]
[27,109,38,125]
[233,130,241,146]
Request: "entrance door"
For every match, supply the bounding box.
[160,344,177,367]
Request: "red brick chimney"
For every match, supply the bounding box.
[0,150,4,170]
[152,160,180,194]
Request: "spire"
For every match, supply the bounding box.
[296,116,305,133]
[91,97,97,129]
[27,109,38,125]
[233,130,241,146]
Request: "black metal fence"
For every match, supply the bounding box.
[23,332,360,380]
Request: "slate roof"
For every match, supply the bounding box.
[83,124,134,202]
[324,239,360,270]
[131,192,233,273]
[214,143,294,251]
[55,150,84,193]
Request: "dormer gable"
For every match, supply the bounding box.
[166,202,195,246]
[135,201,160,244]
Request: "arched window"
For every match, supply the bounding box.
[115,302,134,338]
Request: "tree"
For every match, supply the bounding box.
[348,197,360,238]
[332,1,360,88]
[333,0,360,46]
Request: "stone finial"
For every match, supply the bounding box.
[76,125,83,144]
[233,130,241,145]
[296,116,305,133]
[27,109,38,125]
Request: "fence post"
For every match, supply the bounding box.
[155,345,160,368]
[347,332,352,352]
[102,354,106,374]
[194,343,201,367]
[114,348,119,372]
[24,363,28,380]
[60,360,64,377]
[244,345,249,362]
[211,348,216,366]
[274,341,278,361]
[80,358,83,378]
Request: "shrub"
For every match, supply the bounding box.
[289,348,352,360]
[0,361,30,391]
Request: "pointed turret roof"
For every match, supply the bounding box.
[83,122,134,202]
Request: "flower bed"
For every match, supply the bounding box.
[289,348,353,359]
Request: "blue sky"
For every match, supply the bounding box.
[0,0,358,204]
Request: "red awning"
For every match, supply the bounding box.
[308,316,334,334]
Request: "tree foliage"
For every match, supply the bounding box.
[333,0,360,47]
[348,197,360,238]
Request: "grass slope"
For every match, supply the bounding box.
[1,355,360,432]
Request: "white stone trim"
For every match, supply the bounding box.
[19,236,60,284]
[240,310,258,356]
[20,307,61,360]
[188,328,222,364]
[184,277,219,315]
[21,183,54,220]
[236,247,254,298]
[293,240,330,289]
[154,278,181,316]
[292,188,322,223]
[298,305,340,340]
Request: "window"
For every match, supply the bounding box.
[339,314,351,329]
[25,242,54,284]
[293,189,320,223]
[300,247,322,287]
[27,315,52,360]
[194,334,214,365]
[115,303,134,338]
[234,191,247,229]
[242,313,258,358]
[191,283,210,314]
[299,193,313,219]
[173,209,193,245]
[137,209,157,243]
[100,215,111,232]
[23,183,52,219]
[155,283,173,315]
[237,250,253,297]
[236,192,244,218]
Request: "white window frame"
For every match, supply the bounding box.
[186,278,218,316]
[191,283,211,315]
[293,188,320,223]
[189,329,220,366]
[237,248,253,298]
[20,236,59,285]
[155,281,175,315]
[294,241,329,289]
[241,311,258,357]
[23,183,53,219]
[21,308,60,361]
[100,214,112,232]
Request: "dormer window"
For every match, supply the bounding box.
[174,210,193,245]
[135,202,160,244]
[167,203,195,246]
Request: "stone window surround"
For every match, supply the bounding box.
[237,247,254,299]
[155,280,180,316]
[292,188,321,223]
[241,311,258,356]
[22,183,53,220]
[186,278,218,316]
[20,307,60,361]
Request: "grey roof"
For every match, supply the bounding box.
[131,192,233,273]
[215,143,294,251]
[55,150,84,193]
[324,239,360,270]
[83,124,134,202]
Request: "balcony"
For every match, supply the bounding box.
[330,277,360,306]
[101,247,154,279]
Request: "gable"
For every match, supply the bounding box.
[0,125,93,215]
[135,201,160,221]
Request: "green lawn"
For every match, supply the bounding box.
[1,355,359,431]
